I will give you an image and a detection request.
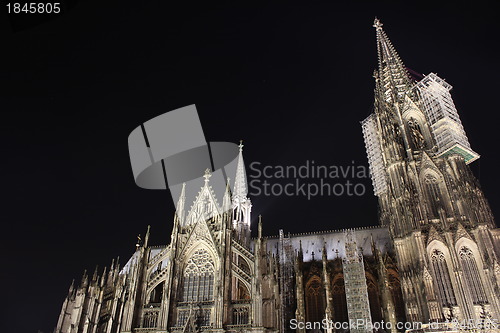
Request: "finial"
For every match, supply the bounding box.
[373,17,383,30]
[203,168,212,183]
[238,140,244,152]
[144,225,151,248]
[135,234,142,250]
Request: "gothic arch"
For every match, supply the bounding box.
[147,258,170,285]
[236,254,252,275]
[181,240,220,272]
[305,275,326,323]
[366,272,383,322]
[331,273,348,323]
[147,273,168,295]
[454,238,489,305]
[235,279,250,300]
[420,168,450,218]
[386,267,405,323]
[427,240,457,308]
[147,248,171,275]
[148,281,165,304]
[180,247,216,303]
[454,236,480,259]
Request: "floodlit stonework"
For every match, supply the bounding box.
[55,19,500,333]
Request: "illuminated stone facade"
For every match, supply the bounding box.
[55,20,500,333]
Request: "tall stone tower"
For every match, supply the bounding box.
[362,18,500,324]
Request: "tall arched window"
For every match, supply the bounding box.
[430,249,456,307]
[237,281,250,300]
[149,281,164,304]
[238,257,251,275]
[182,248,215,302]
[387,270,405,323]
[331,275,348,323]
[305,276,325,323]
[459,247,488,304]
[366,273,382,323]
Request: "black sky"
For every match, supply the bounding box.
[1,1,499,332]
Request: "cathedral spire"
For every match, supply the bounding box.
[176,182,186,225]
[222,178,231,213]
[233,141,248,202]
[232,141,252,246]
[374,18,406,74]
[373,18,413,101]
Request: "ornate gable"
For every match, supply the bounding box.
[418,151,440,177]
[427,226,445,246]
[454,222,473,243]
[180,218,219,260]
[185,169,222,227]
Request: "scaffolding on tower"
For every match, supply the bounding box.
[362,114,388,196]
[416,73,479,164]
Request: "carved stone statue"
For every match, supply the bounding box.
[408,117,425,150]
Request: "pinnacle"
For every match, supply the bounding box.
[373,17,383,30]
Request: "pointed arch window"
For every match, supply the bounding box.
[182,248,215,302]
[237,280,250,300]
[331,275,348,323]
[459,247,488,304]
[238,257,251,275]
[366,273,382,323]
[430,249,456,306]
[149,281,164,304]
[387,270,405,323]
[305,276,325,323]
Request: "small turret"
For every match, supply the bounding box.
[232,141,252,246]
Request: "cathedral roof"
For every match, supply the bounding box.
[263,225,392,261]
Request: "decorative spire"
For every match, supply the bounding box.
[233,141,247,201]
[81,269,88,287]
[373,17,413,100]
[144,225,150,248]
[203,168,212,184]
[92,265,99,282]
[374,18,404,70]
[222,177,231,212]
[258,215,263,239]
[176,183,186,225]
[373,17,383,30]
[135,234,142,250]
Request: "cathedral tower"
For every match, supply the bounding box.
[362,18,500,324]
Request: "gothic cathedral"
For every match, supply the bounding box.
[55,19,500,333]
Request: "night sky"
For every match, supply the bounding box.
[1,1,499,332]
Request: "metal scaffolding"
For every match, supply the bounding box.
[417,73,479,164]
[343,230,372,333]
[362,114,388,196]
